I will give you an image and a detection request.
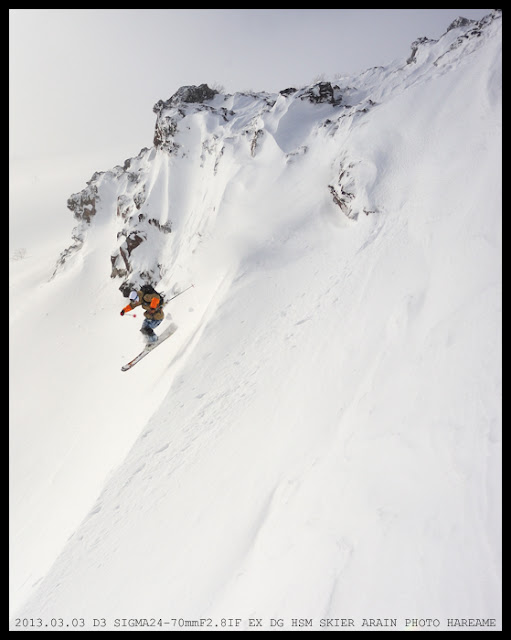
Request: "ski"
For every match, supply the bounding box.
[121,323,178,372]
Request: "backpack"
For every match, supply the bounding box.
[139,284,165,310]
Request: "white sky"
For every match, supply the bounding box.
[9,9,490,217]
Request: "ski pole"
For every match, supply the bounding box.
[164,283,194,305]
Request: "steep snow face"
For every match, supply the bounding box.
[10,12,501,629]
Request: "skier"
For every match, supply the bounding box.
[120,285,165,344]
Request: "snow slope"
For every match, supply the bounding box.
[10,11,501,630]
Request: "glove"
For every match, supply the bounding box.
[120,310,125,316]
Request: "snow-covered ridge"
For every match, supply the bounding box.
[55,10,501,297]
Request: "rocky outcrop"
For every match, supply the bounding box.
[153,115,181,152]
[153,84,225,151]
[53,146,169,285]
[328,162,358,220]
[446,17,475,32]
[297,81,343,106]
[153,84,218,112]
[406,37,437,65]
[67,183,98,223]
[110,231,145,279]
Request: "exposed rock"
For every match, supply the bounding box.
[328,161,362,220]
[407,37,437,64]
[110,253,128,279]
[125,231,145,256]
[148,218,172,234]
[446,17,475,32]
[153,84,218,114]
[329,184,356,220]
[133,187,146,210]
[52,231,85,278]
[117,194,132,220]
[153,114,181,150]
[250,129,264,157]
[153,85,222,151]
[110,231,145,279]
[298,82,342,106]
[67,184,98,223]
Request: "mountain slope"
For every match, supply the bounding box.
[10,11,501,629]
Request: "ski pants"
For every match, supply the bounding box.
[140,317,162,342]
